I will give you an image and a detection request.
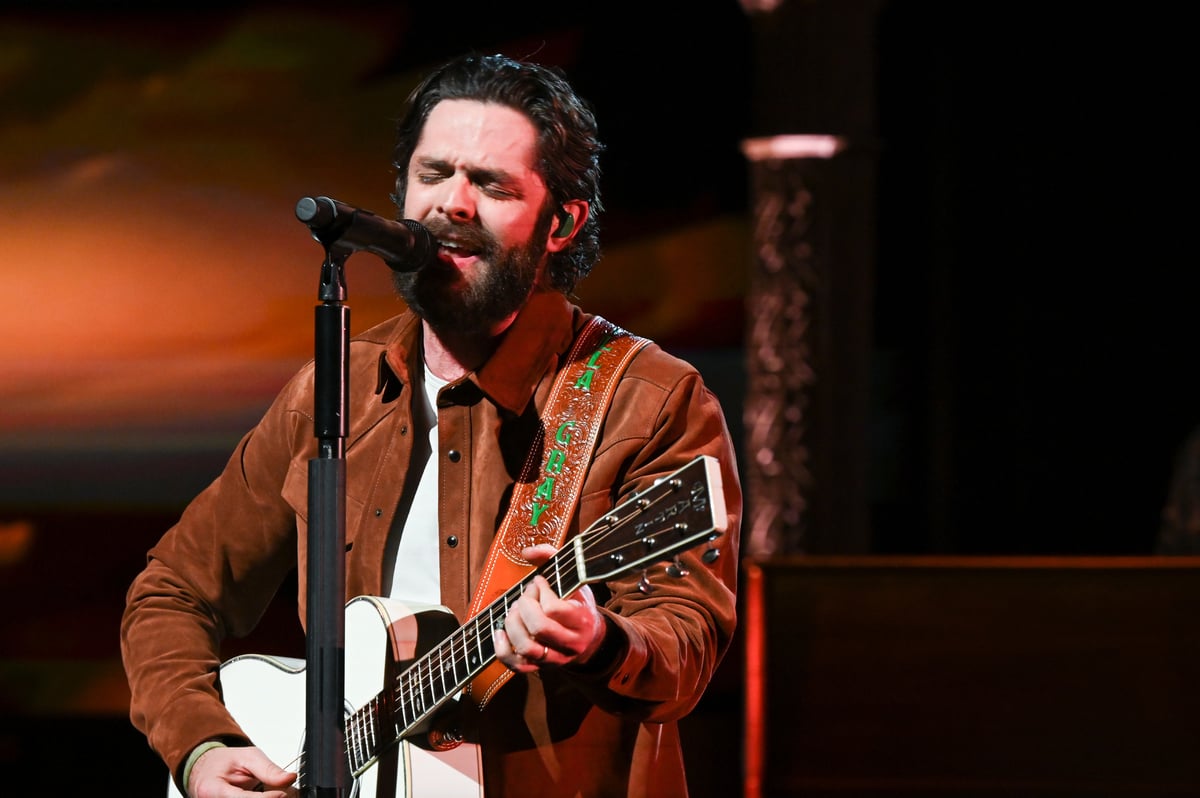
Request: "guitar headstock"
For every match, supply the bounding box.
[571,454,727,584]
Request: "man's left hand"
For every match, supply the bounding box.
[494,544,606,672]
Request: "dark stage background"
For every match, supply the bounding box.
[0,2,1194,795]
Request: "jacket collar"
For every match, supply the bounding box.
[376,289,577,415]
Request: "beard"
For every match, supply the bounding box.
[392,214,549,337]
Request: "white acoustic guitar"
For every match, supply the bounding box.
[166,454,727,798]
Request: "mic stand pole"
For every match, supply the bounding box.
[307,246,349,798]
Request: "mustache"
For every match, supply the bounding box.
[422,217,498,259]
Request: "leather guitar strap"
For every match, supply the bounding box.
[463,315,650,708]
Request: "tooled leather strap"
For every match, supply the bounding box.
[463,316,650,708]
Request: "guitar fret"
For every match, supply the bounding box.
[432,648,445,704]
[436,642,449,699]
[396,668,410,730]
[470,609,484,667]
[415,657,432,716]
[455,630,467,678]
[434,642,451,701]
[399,666,418,728]
[363,697,379,770]
[467,618,481,670]
[364,696,378,768]
[345,713,359,772]
[441,638,453,696]
[347,705,362,772]
[345,696,367,773]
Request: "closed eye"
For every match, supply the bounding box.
[469,168,521,200]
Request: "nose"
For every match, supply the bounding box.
[436,174,475,223]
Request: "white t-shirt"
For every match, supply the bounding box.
[383,363,448,605]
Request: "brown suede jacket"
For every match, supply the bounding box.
[121,288,742,798]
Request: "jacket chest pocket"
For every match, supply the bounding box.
[282,457,368,555]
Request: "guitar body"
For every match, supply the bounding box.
[166,597,483,798]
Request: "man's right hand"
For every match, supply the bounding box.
[187,745,297,798]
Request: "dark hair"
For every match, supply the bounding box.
[391,53,605,294]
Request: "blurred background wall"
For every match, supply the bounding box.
[1,2,1195,795]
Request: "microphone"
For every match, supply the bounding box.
[295,196,436,272]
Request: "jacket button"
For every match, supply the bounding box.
[447,449,461,462]
[446,535,459,548]
[374,508,383,517]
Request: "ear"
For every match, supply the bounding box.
[546,200,588,253]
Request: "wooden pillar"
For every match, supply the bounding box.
[740,0,882,555]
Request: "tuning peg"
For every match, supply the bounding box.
[702,547,720,564]
[637,570,653,594]
[666,556,689,578]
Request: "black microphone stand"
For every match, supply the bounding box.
[306,237,350,798]
[296,195,428,796]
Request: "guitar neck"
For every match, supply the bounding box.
[401,557,582,722]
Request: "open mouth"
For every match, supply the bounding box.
[436,236,483,268]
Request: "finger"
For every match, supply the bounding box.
[255,759,298,789]
[515,582,556,645]
[494,625,537,672]
[533,585,604,662]
[568,583,598,613]
[494,625,514,658]
[526,575,559,607]
[521,543,557,566]
[503,594,565,669]
[236,748,297,792]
